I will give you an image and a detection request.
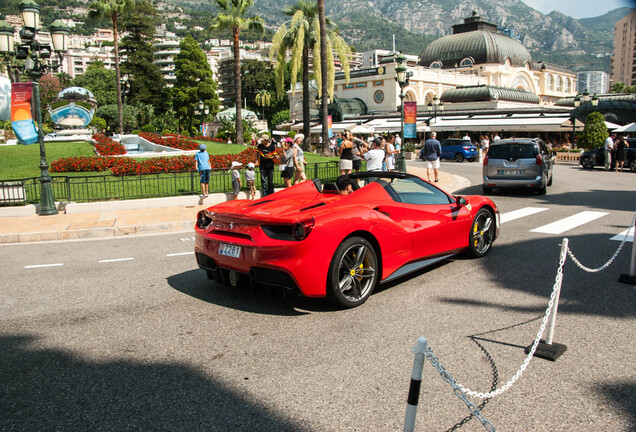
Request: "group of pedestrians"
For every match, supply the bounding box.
[604,133,630,172]
[336,132,401,174]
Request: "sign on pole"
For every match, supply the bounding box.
[404,101,417,139]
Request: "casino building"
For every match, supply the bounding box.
[289,13,580,135]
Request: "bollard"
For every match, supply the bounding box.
[525,239,568,361]
[404,337,427,432]
[618,218,636,285]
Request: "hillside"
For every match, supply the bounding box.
[4,0,631,73]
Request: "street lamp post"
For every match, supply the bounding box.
[394,53,409,173]
[0,0,70,215]
[427,95,444,123]
[195,100,209,136]
[571,96,580,147]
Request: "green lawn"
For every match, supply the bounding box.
[0,141,96,180]
[0,140,338,181]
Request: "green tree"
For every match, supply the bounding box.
[255,89,273,125]
[577,111,609,150]
[39,74,63,109]
[89,0,135,134]
[609,82,636,94]
[72,61,117,106]
[209,0,264,146]
[172,36,219,135]
[271,110,290,128]
[241,59,273,113]
[119,0,167,113]
[96,103,138,133]
[270,0,351,149]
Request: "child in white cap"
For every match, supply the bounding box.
[230,161,243,199]
[245,162,256,200]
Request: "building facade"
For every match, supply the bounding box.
[576,71,609,94]
[610,9,636,87]
[289,13,577,122]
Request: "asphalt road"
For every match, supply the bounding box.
[1,161,634,431]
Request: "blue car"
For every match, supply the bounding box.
[439,139,479,162]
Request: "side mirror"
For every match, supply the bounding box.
[456,196,467,206]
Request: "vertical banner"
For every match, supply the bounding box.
[11,82,38,145]
[327,115,333,138]
[404,101,417,139]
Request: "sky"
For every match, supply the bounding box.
[521,0,635,19]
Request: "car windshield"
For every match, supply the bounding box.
[358,176,452,205]
[488,143,537,159]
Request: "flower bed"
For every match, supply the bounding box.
[93,133,126,156]
[51,143,283,176]
[138,132,199,150]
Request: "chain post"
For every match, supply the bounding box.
[404,337,427,432]
[619,214,636,285]
[545,238,567,344]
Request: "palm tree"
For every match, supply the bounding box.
[209,0,264,146]
[270,0,351,150]
[255,89,273,124]
[89,0,134,135]
[317,0,329,156]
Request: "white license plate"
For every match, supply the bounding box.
[500,170,523,175]
[218,243,241,258]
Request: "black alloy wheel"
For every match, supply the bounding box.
[327,237,378,308]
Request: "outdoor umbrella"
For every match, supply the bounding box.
[613,122,636,133]
[347,124,375,134]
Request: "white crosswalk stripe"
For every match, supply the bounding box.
[610,227,634,243]
[500,207,548,223]
[530,211,609,235]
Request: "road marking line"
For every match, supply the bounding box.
[610,227,634,243]
[530,211,609,234]
[500,207,549,224]
[167,252,195,257]
[24,263,63,269]
[99,257,134,263]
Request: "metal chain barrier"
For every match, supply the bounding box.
[567,210,636,273]
[448,244,567,400]
[416,344,496,431]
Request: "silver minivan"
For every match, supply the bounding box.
[482,138,554,195]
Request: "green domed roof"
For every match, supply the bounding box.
[419,30,532,69]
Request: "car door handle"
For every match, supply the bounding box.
[413,223,421,229]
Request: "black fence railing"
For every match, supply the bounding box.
[0,161,343,206]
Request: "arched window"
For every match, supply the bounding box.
[564,78,571,93]
[429,61,443,69]
[460,57,474,67]
[546,74,553,91]
[556,76,562,92]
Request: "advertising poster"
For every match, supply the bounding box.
[404,101,417,139]
[327,115,333,138]
[11,82,38,145]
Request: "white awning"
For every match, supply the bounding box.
[613,122,636,132]
[429,115,584,132]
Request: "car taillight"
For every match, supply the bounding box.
[483,155,489,166]
[196,210,213,229]
[536,154,543,165]
[292,219,314,240]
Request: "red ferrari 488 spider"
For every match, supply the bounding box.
[195,172,500,308]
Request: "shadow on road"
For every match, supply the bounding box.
[166,269,339,315]
[596,381,636,428]
[438,232,636,319]
[0,334,303,431]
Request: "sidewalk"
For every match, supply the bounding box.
[0,163,469,244]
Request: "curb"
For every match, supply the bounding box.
[0,221,196,244]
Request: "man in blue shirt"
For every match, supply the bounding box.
[195,143,211,197]
[421,132,442,182]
